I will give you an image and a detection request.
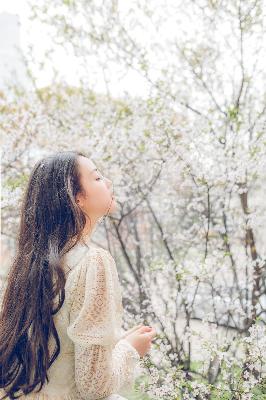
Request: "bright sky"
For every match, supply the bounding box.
[0,0,264,101]
[0,0,150,97]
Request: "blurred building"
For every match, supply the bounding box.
[0,12,30,91]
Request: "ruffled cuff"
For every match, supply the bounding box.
[112,338,140,396]
[116,338,140,361]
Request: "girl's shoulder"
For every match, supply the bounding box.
[63,243,116,293]
[63,243,121,317]
[63,242,114,273]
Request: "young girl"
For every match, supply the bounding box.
[0,150,156,400]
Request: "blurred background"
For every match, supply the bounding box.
[1,0,266,398]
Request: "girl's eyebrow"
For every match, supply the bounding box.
[89,168,98,175]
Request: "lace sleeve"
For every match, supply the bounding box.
[66,247,140,400]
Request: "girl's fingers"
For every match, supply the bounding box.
[138,326,153,334]
[121,324,143,338]
[128,324,143,332]
[133,324,143,330]
[121,324,155,340]
[146,329,157,340]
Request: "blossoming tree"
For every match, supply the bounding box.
[1,0,266,398]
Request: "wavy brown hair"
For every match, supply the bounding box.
[0,150,89,399]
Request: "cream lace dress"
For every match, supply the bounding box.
[0,238,140,400]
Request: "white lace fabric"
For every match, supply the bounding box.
[0,243,140,400]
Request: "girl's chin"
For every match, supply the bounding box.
[104,197,116,215]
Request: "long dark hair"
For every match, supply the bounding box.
[0,150,89,399]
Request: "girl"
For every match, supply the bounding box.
[0,150,156,400]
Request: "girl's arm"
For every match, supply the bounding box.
[73,337,140,399]
[66,247,140,399]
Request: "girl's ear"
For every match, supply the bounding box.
[75,194,82,207]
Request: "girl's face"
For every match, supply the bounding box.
[76,156,117,219]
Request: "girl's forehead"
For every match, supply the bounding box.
[78,156,97,173]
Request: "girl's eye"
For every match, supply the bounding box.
[96,177,101,181]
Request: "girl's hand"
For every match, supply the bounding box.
[120,324,143,339]
[124,325,157,357]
